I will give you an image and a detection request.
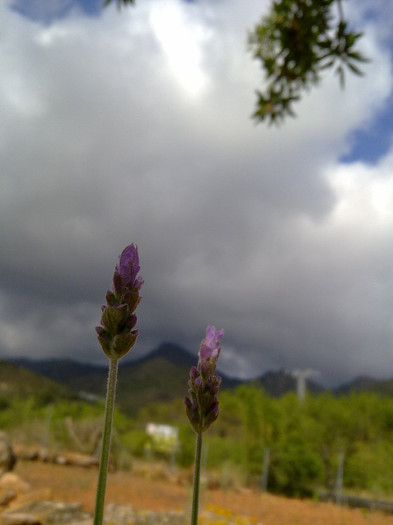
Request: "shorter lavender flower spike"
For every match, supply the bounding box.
[185,326,224,434]
[96,243,143,360]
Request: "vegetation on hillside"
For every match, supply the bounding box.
[0,361,73,403]
[136,386,393,498]
[1,378,391,500]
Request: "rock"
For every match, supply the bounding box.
[103,504,136,524]
[0,435,16,477]
[0,512,42,525]
[0,489,16,507]
[12,447,38,463]
[1,501,92,525]
[12,446,98,469]
[7,489,52,510]
[102,505,185,525]
[0,474,31,496]
[55,452,98,468]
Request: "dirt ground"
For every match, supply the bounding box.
[15,460,393,525]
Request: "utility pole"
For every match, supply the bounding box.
[290,369,320,402]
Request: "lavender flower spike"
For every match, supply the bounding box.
[185,326,224,434]
[96,244,143,360]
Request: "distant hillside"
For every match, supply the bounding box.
[10,344,242,414]
[0,360,72,401]
[11,357,109,395]
[336,375,393,396]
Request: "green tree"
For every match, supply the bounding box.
[344,440,393,495]
[270,441,324,496]
[248,0,368,124]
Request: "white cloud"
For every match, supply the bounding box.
[149,0,212,96]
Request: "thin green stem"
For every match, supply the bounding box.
[336,0,344,23]
[190,431,203,525]
[93,357,118,525]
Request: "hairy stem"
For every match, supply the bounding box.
[336,0,344,22]
[190,432,203,525]
[93,357,118,525]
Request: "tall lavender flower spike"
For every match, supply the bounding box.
[96,244,143,360]
[185,326,224,434]
[93,244,143,525]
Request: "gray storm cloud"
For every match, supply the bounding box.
[1,0,393,385]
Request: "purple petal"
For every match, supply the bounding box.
[198,325,224,364]
[115,243,142,288]
[206,325,224,344]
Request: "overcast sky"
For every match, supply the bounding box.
[2,0,393,386]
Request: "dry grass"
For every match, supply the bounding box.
[15,460,393,525]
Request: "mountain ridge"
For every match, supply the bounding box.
[6,342,393,413]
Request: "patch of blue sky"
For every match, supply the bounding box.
[10,0,196,24]
[340,98,393,164]
[10,0,102,25]
[340,4,393,164]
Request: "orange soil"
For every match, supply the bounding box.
[15,461,393,525]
